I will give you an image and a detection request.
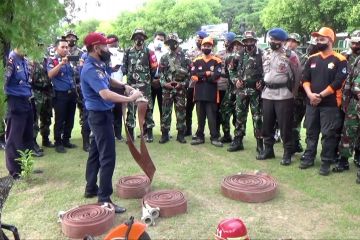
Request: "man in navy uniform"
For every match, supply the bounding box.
[81,32,142,213]
[4,48,33,179]
[47,37,77,153]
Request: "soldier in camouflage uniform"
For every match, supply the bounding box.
[65,30,89,151]
[216,32,238,143]
[122,29,158,142]
[158,33,191,144]
[334,51,360,175]
[228,31,264,153]
[31,57,54,149]
[339,35,360,167]
[286,33,307,154]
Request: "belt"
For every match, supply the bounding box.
[265,82,288,89]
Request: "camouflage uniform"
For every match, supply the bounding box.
[31,59,53,144]
[159,44,191,141]
[0,120,5,150]
[122,30,158,141]
[228,47,264,151]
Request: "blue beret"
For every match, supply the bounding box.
[268,28,288,41]
[225,32,236,42]
[196,31,209,39]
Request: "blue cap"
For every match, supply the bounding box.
[196,31,209,39]
[268,28,288,41]
[225,32,236,42]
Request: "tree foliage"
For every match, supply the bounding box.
[261,0,360,35]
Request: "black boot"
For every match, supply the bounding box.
[34,139,43,153]
[42,137,55,148]
[82,135,90,152]
[176,130,186,144]
[280,151,292,166]
[354,148,360,168]
[220,131,232,143]
[319,161,331,176]
[146,128,154,143]
[159,130,170,144]
[227,137,244,152]
[332,157,349,173]
[256,145,275,160]
[256,138,264,154]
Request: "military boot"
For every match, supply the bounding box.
[82,135,90,152]
[227,137,244,152]
[280,151,292,166]
[42,137,55,148]
[159,130,170,144]
[146,128,154,143]
[332,157,349,173]
[220,131,232,143]
[256,145,275,160]
[176,130,186,144]
[354,148,360,168]
[319,161,331,176]
[256,138,264,154]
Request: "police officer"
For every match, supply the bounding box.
[122,29,158,142]
[216,32,237,143]
[185,30,209,137]
[158,33,191,144]
[47,37,77,153]
[256,28,301,166]
[4,48,33,179]
[286,33,307,154]
[301,27,348,175]
[228,31,264,153]
[190,37,223,147]
[81,32,142,213]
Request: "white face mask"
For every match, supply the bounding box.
[154,39,164,49]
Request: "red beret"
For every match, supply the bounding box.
[84,32,116,47]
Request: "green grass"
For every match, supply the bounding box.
[1,105,360,239]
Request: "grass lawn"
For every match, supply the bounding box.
[1,105,360,239]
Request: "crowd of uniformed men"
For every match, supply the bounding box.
[3,26,360,208]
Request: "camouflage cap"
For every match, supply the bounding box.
[131,29,148,40]
[165,33,182,44]
[65,30,79,40]
[350,36,360,43]
[287,33,301,43]
[242,31,257,41]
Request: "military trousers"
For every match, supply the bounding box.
[32,90,52,140]
[161,88,186,132]
[219,88,236,135]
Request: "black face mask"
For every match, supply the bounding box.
[169,42,178,51]
[245,44,255,52]
[351,46,360,55]
[68,40,76,47]
[269,42,282,51]
[316,43,329,52]
[135,38,144,47]
[202,48,211,55]
[99,49,111,62]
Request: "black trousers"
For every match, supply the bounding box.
[262,98,294,153]
[151,86,162,121]
[195,101,219,140]
[185,88,195,132]
[53,91,77,145]
[216,90,226,133]
[111,87,124,139]
[303,105,342,162]
[86,110,116,202]
[5,96,34,177]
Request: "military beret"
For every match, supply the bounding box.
[268,28,288,41]
[196,31,209,39]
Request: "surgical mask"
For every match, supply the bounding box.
[68,40,76,47]
[245,44,255,52]
[154,39,164,49]
[269,42,281,51]
[202,48,211,55]
[351,46,360,55]
[316,43,329,52]
[99,49,111,62]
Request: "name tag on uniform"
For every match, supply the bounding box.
[310,63,316,68]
